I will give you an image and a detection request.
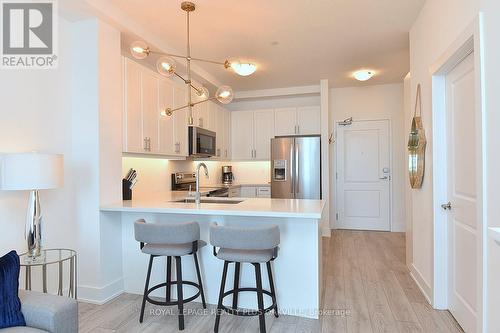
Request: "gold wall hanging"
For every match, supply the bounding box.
[408,84,426,189]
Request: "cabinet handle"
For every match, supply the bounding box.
[297,125,300,134]
[144,137,148,151]
[217,148,221,157]
[225,149,227,158]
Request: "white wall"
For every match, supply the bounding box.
[407,0,480,304]
[408,0,500,330]
[0,17,75,293]
[329,83,406,232]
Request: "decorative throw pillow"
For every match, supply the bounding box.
[0,250,26,329]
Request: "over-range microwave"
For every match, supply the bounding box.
[188,126,216,157]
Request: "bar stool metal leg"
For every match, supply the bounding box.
[232,262,241,310]
[266,261,279,318]
[254,263,266,333]
[214,261,229,333]
[193,251,207,309]
[140,255,154,323]
[166,256,172,302]
[175,256,185,330]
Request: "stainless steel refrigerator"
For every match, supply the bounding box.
[271,136,321,199]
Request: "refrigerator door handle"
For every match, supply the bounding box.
[295,143,300,194]
[290,143,295,195]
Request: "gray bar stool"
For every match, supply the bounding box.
[134,219,207,331]
[210,222,280,333]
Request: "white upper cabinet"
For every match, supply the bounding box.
[158,79,175,155]
[231,109,274,160]
[141,71,160,153]
[231,111,255,160]
[274,106,321,136]
[173,85,188,156]
[253,109,275,159]
[123,58,143,153]
[274,107,298,136]
[123,56,188,157]
[222,108,231,159]
[296,106,321,135]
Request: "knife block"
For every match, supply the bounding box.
[122,179,133,200]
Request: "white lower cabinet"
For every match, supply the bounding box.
[257,186,271,198]
[240,186,257,198]
[228,187,241,198]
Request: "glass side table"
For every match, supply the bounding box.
[19,249,77,299]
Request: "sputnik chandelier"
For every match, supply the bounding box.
[130,1,257,125]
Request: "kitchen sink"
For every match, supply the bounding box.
[170,198,244,204]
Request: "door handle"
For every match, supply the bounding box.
[441,202,452,210]
[379,176,388,180]
[295,143,300,194]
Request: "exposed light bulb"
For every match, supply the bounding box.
[353,70,375,81]
[230,61,257,76]
[156,56,176,77]
[130,41,150,60]
[216,86,234,104]
[197,86,210,99]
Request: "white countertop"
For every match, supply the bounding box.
[100,191,324,219]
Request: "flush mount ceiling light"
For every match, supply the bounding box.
[130,1,256,123]
[353,70,375,81]
[229,62,257,76]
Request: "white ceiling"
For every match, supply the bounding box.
[82,0,425,91]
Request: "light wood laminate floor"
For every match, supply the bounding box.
[78,230,464,332]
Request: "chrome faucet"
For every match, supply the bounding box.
[195,162,209,204]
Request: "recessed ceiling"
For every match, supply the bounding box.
[93,0,424,91]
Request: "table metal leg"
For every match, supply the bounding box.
[74,255,78,299]
[58,261,63,296]
[42,264,47,293]
[69,257,74,298]
[27,266,32,291]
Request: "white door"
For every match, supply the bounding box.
[253,109,275,160]
[297,106,320,135]
[274,107,297,136]
[445,52,478,333]
[336,120,390,231]
[231,111,254,160]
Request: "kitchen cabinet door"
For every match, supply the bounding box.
[231,111,254,160]
[206,102,217,132]
[158,78,175,155]
[274,107,297,136]
[223,109,231,159]
[297,106,321,134]
[194,100,209,129]
[257,186,271,198]
[124,58,143,153]
[240,186,257,198]
[214,104,224,158]
[253,109,275,160]
[141,71,160,153]
[173,85,188,156]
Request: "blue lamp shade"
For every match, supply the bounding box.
[0,251,26,329]
[0,153,64,190]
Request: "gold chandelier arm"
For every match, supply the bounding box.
[190,57,229,68]
[148,50,188,60]
[190,97,216,107]
[173,72,202,95]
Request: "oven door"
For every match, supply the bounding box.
[189,126,216,157]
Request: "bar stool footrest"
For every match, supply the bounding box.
[146,281,201,306]
[220,288,277,317]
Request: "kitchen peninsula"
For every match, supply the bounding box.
[101,192,325,319]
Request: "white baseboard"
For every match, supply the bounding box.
[409,263,432,304]
[77,277,124,305]
[391,221,406,232]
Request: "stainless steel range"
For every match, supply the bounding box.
[171,172,229,197]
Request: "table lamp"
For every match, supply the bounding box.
[0,153,64,260]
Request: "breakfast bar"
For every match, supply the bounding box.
[101,192,325,319]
